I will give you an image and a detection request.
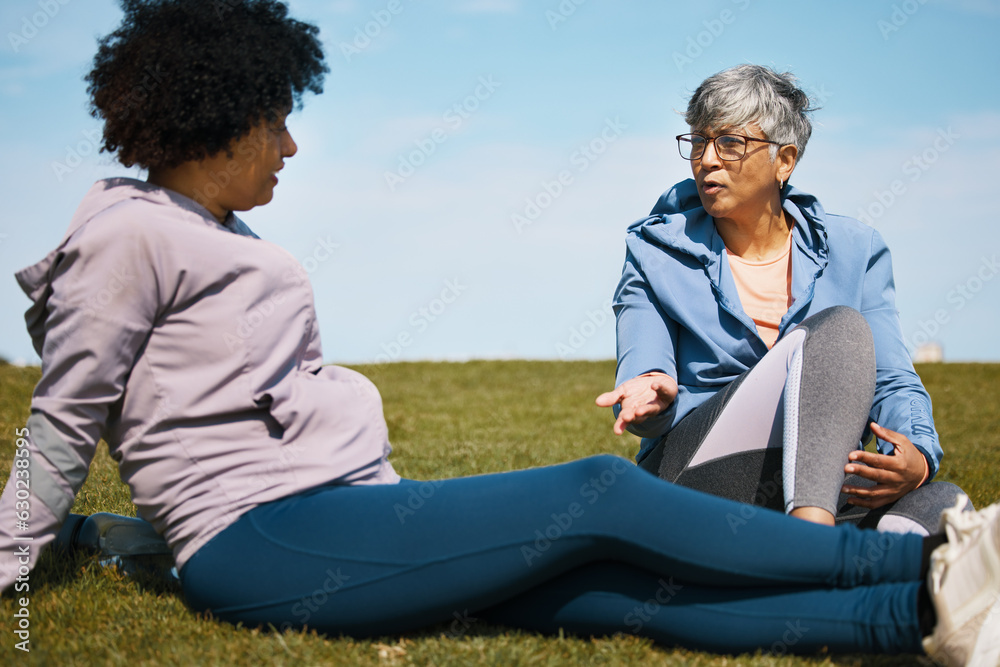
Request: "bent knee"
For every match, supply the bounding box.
[798,306,875,372]
[879,481,973,535]
[568,455,636,483]
[804,306,871,339]
[915,481,974,512]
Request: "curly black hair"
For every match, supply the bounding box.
[86,0,328,169]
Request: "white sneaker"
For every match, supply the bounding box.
[923,496,1000,667]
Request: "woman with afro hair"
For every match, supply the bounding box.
[0,2,997,664]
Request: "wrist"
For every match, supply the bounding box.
[917,454,930,487]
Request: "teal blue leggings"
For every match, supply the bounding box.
[180,456,925,655]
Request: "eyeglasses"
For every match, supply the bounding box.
[676,133,782,161]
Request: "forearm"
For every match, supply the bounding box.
[0,447,66,594]
[870,370,942,479]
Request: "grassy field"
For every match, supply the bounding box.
[1,360,998,666]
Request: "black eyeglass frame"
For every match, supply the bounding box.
[676,133,783,161]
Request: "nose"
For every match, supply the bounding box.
[698,139,723,168]
[281,129,298,159]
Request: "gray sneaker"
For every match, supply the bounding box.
[57,512,178,583]
[923,496,1000,667]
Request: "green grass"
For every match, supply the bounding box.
[1,360,999,666]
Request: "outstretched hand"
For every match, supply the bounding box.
[595,372,678,435]
[841,422,928,509]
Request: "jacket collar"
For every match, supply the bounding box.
[631,179,832,338]
[633,178,829,271]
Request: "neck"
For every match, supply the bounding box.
[715,198,791,261]
[147,165,229,223]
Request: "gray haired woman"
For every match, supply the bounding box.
[598,64,967,533]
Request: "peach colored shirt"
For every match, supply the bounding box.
[726,232,793,349]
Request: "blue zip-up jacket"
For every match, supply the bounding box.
[613,178,942,478]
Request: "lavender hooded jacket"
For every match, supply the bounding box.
[0,179,399,591]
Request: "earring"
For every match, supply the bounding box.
[779,179,785,190]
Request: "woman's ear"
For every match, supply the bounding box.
[777,143,798,183]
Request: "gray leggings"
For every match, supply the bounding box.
[638,306,967,535]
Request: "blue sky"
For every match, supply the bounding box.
[1,0,999,367]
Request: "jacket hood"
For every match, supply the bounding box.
[15,178,256,355]
[628,178,830,267]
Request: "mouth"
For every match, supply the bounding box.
[700,180,724,195]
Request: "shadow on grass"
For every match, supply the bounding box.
[33,545,183,598]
